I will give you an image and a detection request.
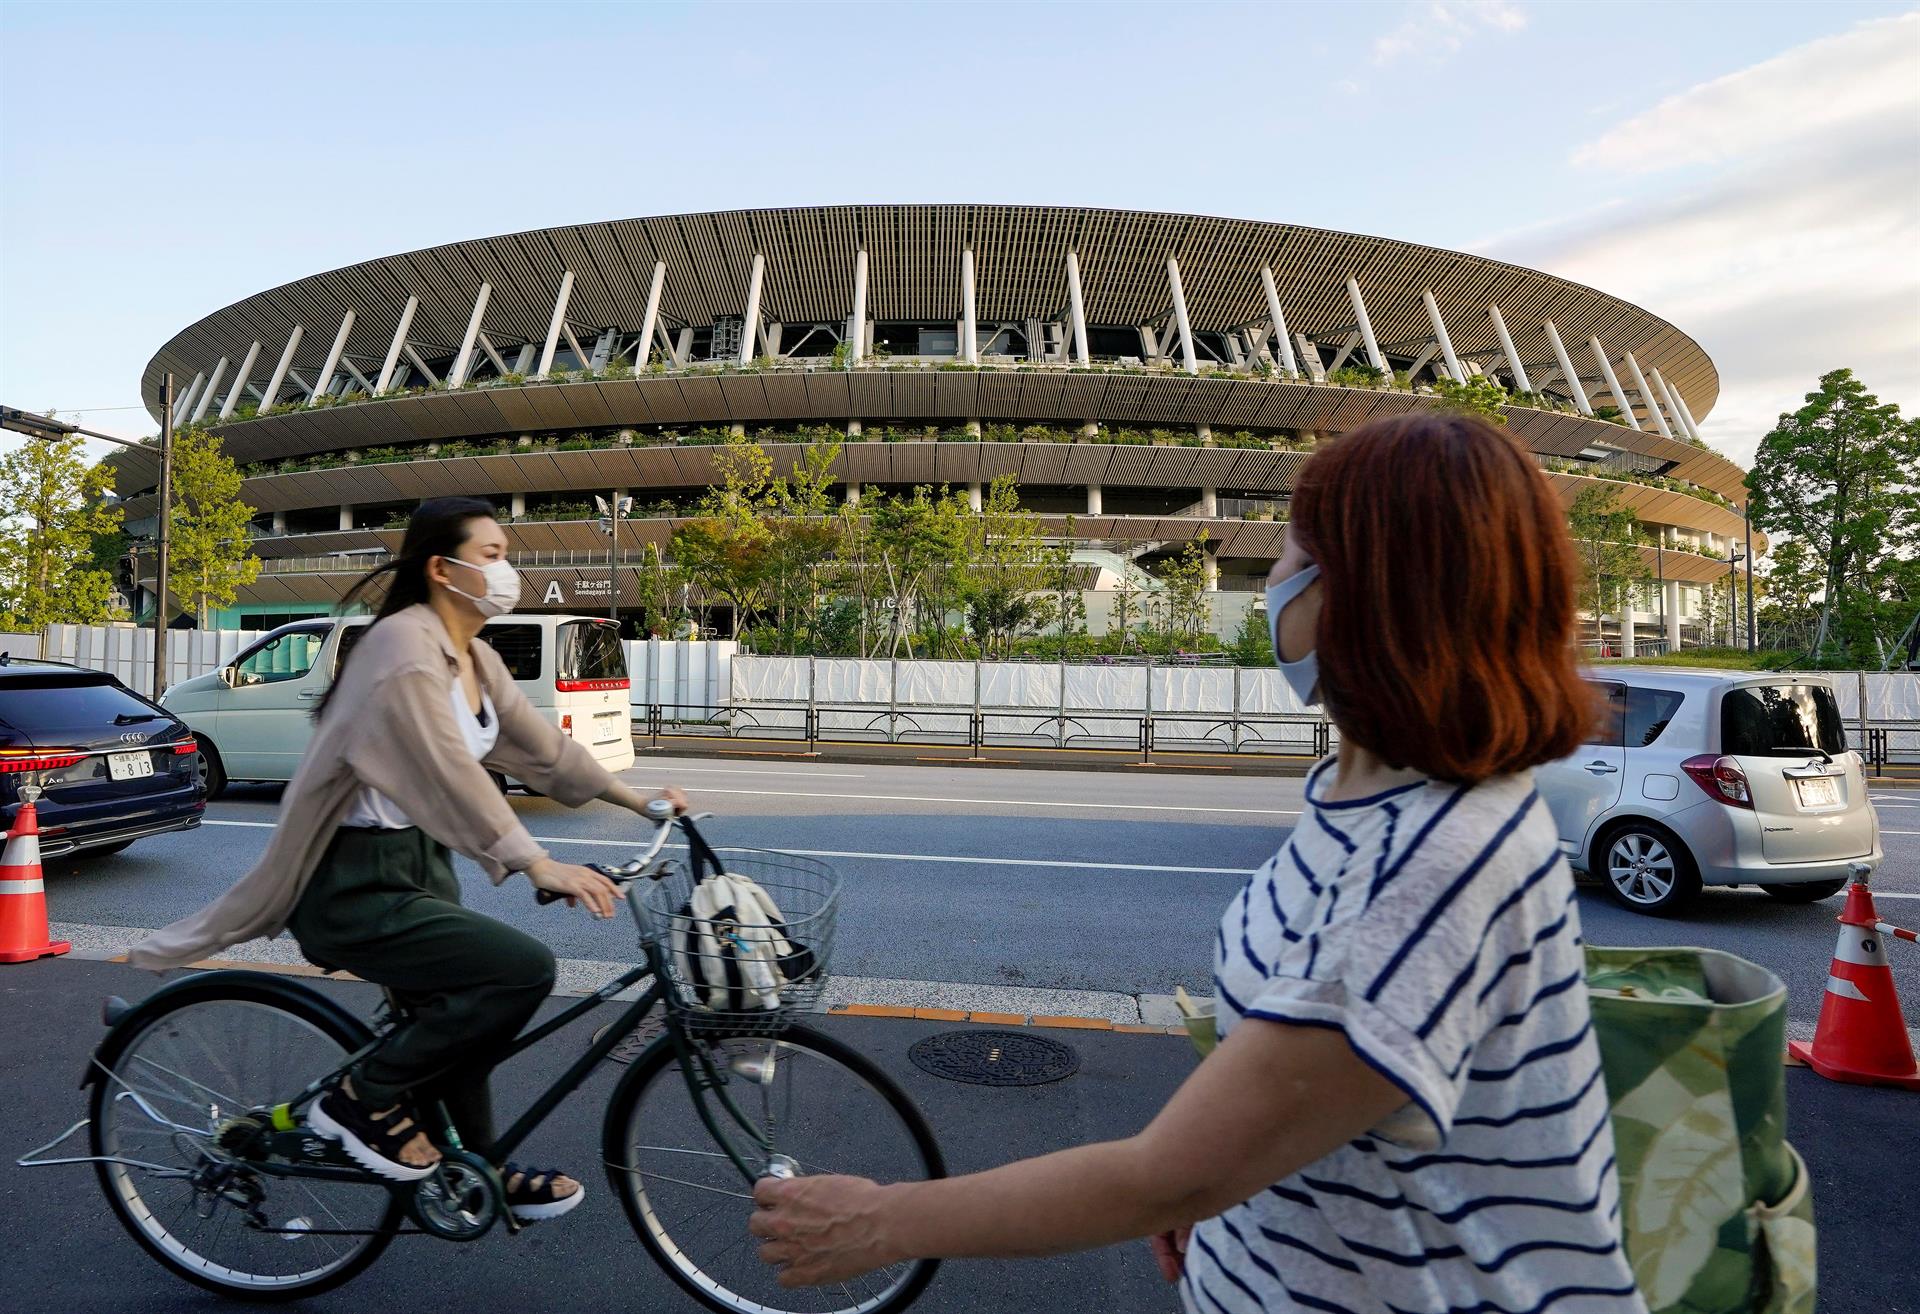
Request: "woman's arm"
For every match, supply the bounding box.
[750,1017,1409,1287]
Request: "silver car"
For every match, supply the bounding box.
[1536,670,1883,915]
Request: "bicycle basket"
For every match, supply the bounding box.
[635,848,837,1031]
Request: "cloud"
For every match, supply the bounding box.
[1481,13,1920,467]
[1372,1,1528,67]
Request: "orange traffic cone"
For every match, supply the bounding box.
[0,794,70,965]
[1787,872,1920,1091]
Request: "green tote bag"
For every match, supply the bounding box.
[1585,945,1816,1314]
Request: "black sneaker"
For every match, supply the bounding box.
[306,1082,441,1183]
[504,1164,586,1221]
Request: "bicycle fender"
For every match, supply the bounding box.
[80,968,371,1089]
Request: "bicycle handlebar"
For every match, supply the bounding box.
[531,799,701,905]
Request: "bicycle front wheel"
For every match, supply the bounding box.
[604,1023,944,1314]
[89,972,404,1300]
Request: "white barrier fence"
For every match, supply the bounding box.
[623,638,734,720]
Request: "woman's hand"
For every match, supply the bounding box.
[651,785,690,815]
[750,1174,898,1287]
[526,858,621,918]
[599,782,691,817]
[1148,1225,1191,1282]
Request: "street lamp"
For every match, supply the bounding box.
[1,377,175,699]
[594,492,632,631]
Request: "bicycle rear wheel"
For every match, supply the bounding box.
[604,1023,944,1314]
[89,972,403,1300]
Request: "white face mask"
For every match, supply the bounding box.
[1266,563,1321,707]
[445,557,521,618]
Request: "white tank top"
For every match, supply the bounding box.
[342,681,499,830]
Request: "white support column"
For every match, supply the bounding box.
[172,372,206,425]
[961,248,978,364]
[1542,320,1591,415]
[402,343,441,387]
[219,341,262,419]
[261,326,304,411]
[309,310,355,401]
[1345,277,1388,377]
[338,505,354,532]
[342,358,376,393]
[1589,340,1638,429]
[1200,485,1218,516]
[844,483,861,505]
[1670,384,1706,444]
[509,492,526,519]
[1203,556,1219,593]
[270,510,287,536]
[1624,352,1672,438]
[1650,369,1691,442]
[1420,290,1463,382]
[737,254,765,367]
[1664,578,1682,650]
[1166,256,1197,372]
[190,357,229,423]
[1065,250,1091,367]
[375,296,419,395]
[847,250,868,366]
[1259,267,1300,378]
[1487,304,1531,393]
[561,323,591,371]
[1620,611,1637,659]
[448,283,492,388]
[1086,484,1103,515]
[967,482,982,512]
[635,261,666,368]
[532,270,575,379]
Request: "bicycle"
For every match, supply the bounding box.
[27,803,945,1312]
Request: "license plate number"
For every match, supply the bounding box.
[107,751,154,781]
[1794,775,1839,808]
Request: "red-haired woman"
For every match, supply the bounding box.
[751,413,1644,1313]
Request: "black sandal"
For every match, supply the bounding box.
[504,1163,586,1221]
[307,1079,441,1183]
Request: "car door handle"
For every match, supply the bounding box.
[298,690,325,699]
[1583,761,1619,775]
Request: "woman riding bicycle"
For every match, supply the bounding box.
[129,497,684,1223]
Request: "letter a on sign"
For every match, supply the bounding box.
[543,581,565,605]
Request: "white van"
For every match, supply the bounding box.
[163,615,636,797]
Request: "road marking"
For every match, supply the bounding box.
[637,765,869,779]
[197,820,1262,875]
[1882,830,1919,836]
[626,784,1300,816]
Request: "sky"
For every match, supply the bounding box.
[1,0,1915,469]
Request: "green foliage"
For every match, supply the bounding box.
[1432,374,1511,424]
[1747,368,1920,664]
[165,426,261,625]
[1156,532,1212,640]
[1568,485,1650,645]
[0,429,125,629]
[1230,604,1274,666]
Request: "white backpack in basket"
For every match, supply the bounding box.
[669,871,813,1012]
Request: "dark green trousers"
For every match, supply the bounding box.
[289,826,555,1158]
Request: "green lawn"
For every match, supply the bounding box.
[1590,647,1798,671]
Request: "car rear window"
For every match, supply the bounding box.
[481,624,543,680]
[1721,684,1847,757]
[557,621,626,682]
[0,673,161,737]
[1625,686,1685,747]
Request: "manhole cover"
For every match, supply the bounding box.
[592,1016,666,1065]
[908,1030,1079,1087]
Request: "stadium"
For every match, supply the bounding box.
[116,204,1752,648]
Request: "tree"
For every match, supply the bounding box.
[1747,369,1920,659]
[958,477,1053,658]
[761,444,843,652]
[166,426,261,626]
[1157,532,1212,641]
[866,486,969,658]
[671,439,776,635]
[0,431,124,630]
[1431,375,1510,425]
[1106,553,1146,649]
[1566,486,1648,647]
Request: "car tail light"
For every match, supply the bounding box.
[1682,754,1752,808]
[555,678,630,692]
[172,742,197,755]
[561,714,573,735]
[0,748,85,774]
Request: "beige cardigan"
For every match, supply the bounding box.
[128,605,616,970]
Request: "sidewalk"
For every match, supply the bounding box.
[3,959,1913,1313]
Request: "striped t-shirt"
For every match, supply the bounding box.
[1184,758,1644,1314]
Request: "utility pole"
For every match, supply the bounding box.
[596,492,632,634]
[0,391,177,700]
[155,374,174,696]
[1744,512,1757,653]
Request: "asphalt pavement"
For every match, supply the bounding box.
[6,756,1920,1312]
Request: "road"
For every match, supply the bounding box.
[4,756,1917,1313]
[33,755,1920,1030]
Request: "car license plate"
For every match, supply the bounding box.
[107,751,154,781]
[1794,775,1839,809]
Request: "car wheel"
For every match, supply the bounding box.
[1596,821,1701,916]
[195,737,227,800]
[1758,878,1849,903]
[75,840,135,858]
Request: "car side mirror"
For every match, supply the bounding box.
[219,666,237,688]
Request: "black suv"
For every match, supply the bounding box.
[0,657,204,858]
